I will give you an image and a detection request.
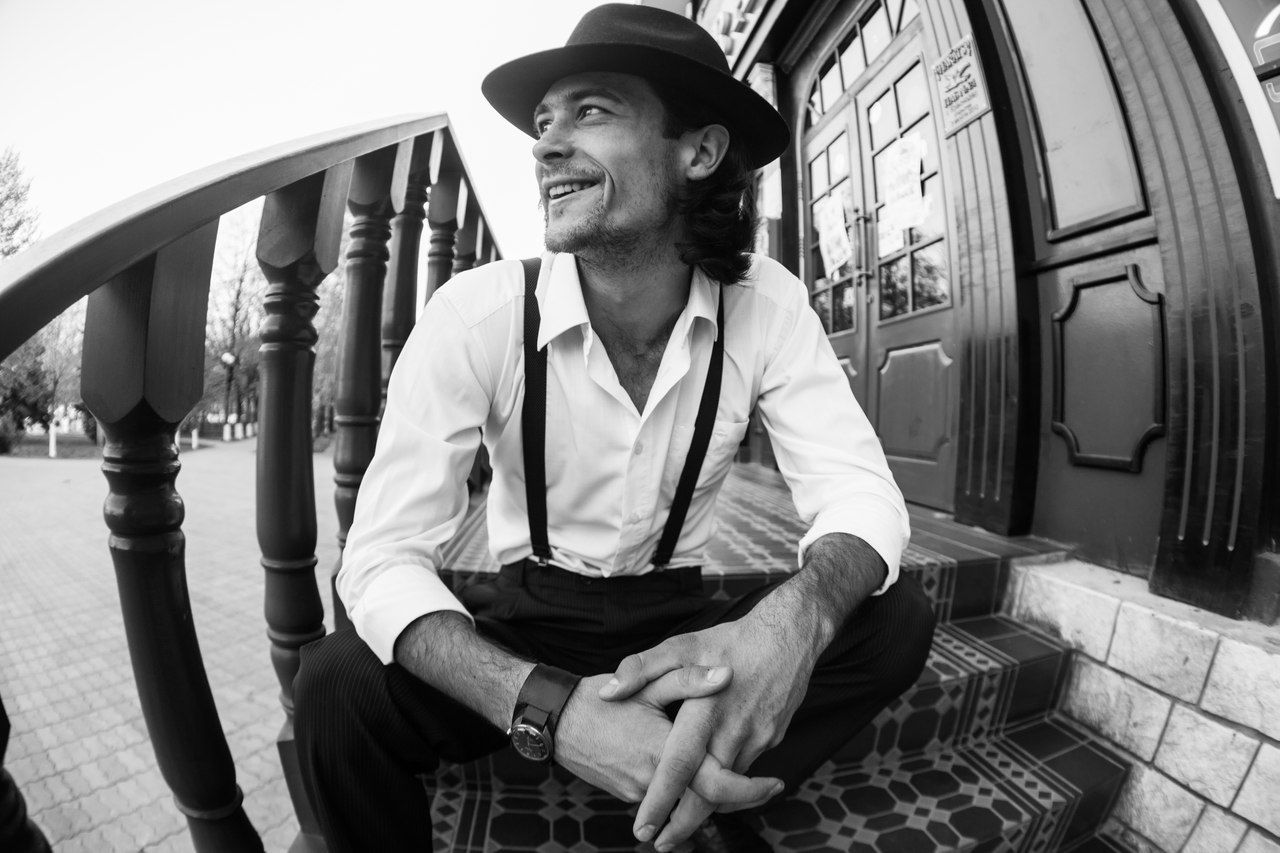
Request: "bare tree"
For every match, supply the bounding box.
[197,202,268,432]
[0,147,38,258]
[0,147,44,451]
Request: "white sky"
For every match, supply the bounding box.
[0,0,618,259]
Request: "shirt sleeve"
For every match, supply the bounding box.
[754,275,910,594]
[336,287,493,664]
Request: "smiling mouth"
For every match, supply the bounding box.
[546,180,599,202]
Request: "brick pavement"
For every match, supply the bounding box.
[0,437,340,852]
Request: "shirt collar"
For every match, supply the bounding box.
[535,253,721,350]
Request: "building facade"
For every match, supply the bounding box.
[686,0,1280,624]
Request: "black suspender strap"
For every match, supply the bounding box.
[520,258,552,565]
[652,285,724,569]
[520,256,725,571]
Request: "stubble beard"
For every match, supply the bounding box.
[541,164,683,264]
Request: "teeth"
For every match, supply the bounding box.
[548,181,594,199]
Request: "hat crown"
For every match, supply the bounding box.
[566,3,730,76]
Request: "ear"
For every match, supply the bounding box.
[681,124,731,181]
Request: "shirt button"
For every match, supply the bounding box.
[628,511,641,523]
[633,442,644,455]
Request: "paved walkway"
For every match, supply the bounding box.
[0,437,339,852]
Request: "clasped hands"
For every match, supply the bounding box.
[553,605,820,851]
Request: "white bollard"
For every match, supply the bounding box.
[234,423,244,440]
[48,425,57,458]
[191,428,200,450]
[223,423,232,442]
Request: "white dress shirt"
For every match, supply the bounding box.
[339,252,910,664]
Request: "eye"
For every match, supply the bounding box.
[534,116,552,137]
[578,104,606,120]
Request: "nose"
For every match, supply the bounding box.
[532,117,571,163]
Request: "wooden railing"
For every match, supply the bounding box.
[0,113,503,852]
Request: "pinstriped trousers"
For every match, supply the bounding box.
[294,563,935,852]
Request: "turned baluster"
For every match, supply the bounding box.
[424,131,462,303]
[382,134,433,401]
[331,144,410,633]
[451,181,479,276]
[82,223,262,852]
[472,220,490,268]
[256,164,353,852]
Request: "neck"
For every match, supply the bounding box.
[575,243,692,347]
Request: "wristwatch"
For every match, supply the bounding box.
[509,663,581,763]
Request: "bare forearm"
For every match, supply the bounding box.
[756,532,887,653]
[393,611,536,730]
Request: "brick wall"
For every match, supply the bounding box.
[1003,560,1280,852]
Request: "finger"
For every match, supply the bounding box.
[600,639,689,701]
[689,751,782,807]
[652,789,716,852]
[633,699,717,841]
[715,780,787,813]
[635,665,733,707]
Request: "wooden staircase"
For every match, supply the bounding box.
[430,466,1132,852]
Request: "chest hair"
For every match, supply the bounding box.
[594,324,674,414]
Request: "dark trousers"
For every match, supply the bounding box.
[294,563,935,852]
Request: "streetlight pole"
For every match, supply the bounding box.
[219,351,237,441]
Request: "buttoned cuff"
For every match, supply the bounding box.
[797,504,908,596]
[348,563,475,664]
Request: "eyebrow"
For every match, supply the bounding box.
[532,86,626,121]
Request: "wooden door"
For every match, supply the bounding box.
[853,40,957,510]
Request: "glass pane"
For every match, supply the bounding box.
[898,0,920,28]
[862,2,892,62]
[912,241,950,310]
[886,0,904,31]
[809,151,829,192]
[895,63,929,127]
[812,290,833,332]
[912,174,945,243]
[839,32,865,87]
[820,60,843,116]
[809,244,828,288]
[905,114,938,174]
[833,282,856,332]
[872,146,893,204]
[828,134,850,181]
[808,83,824,125]
[879,257,909,320]
[868,90,898,151]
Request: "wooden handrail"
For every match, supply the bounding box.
[0,112,502,361]
[0,113,507,852]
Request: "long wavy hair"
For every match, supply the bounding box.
[650,80,760,286]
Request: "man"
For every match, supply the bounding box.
[294,5,935,851]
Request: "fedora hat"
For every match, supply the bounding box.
[481,3,789,169]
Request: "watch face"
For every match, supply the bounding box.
[511,722,552,762]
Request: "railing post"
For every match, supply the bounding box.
[451,181,479,276]
[81,223,262,852]
[331,144,409,633]
[382,134,433,401]
[423,131,462,304]
[256,163,353,853]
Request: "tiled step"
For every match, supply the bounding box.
[837,615,1069,765]
[427,716,1129,852]
[755,715,1129,852]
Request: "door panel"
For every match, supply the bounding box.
[855,39,958,510]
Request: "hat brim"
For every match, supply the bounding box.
[481,43,790,170]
